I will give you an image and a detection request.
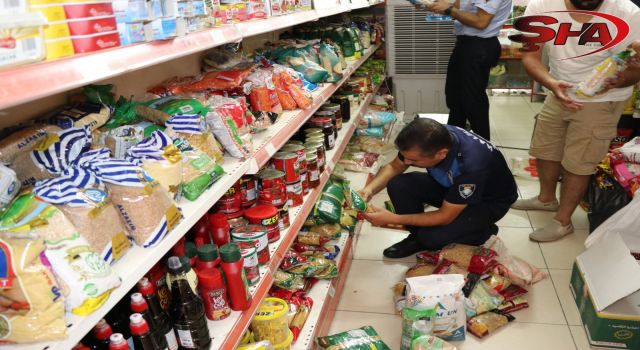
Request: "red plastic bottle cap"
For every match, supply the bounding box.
[93,319,113,340]
[129,313,150,335]
[130,293,148,313]
[196,268,223,289]
[137,277,154,297]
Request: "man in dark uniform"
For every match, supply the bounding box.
[360,118,518,258]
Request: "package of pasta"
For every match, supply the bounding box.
[292,243,340,259]
[464,279,504,318]
[287,256,338,279]
[175,138,225,201]
[309,223,342,240]
[127,131,184,199]
[350,136,396,155]
[439,243,498,275]
[410,335,457,350]
[273,270,305,291]
[338,152,380,173]
[46,102,111,131]
[272,70,297,110]
[33,167,131,264]
[484,273,512,293]
[280,250,309,271]
[246,69,282,114]
[498,284,529,302]
[297,231,331,246]
[316,326,390,350]
[205,96,252,158]
[12,126,92,187]
[467,310,515,339]
[483,235,547,286]
[497,296,529,313]
[0,124,62,165]
[81,151,181,248]
[176,66,255,94]
[166,114,224,164]
[273,65,313,109]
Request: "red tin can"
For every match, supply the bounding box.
[286,180,303,208]
[256,168,287,206]
[281,144,307,174]
[240,175,258,208]
[275,202,290,231]
[244,204,281,243]
[230,225,270,265]
[213,181,242,214]
[271,152,300,183]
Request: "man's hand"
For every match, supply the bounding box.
[549,79,584,110]
[357,188,373,202]
[363,205,399,226]
[425,0,451,14]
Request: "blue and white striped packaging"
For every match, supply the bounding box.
[30,126,92,175]
[126,130,174,162]
[33,167,131,264]
[166,114,204,135]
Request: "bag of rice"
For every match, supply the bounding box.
[316,326,390,350]
[166,114,224,164]
[80,151,181,248]
[205,96,252,159]
[12,126,92,187]
[401,306,436,350]
[0,232,67,343]
[406,274,466,342]
[33,167,131,264]
[0,124,62,165]
[127,131,184,199]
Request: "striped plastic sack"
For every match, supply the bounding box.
[127,131,183,198]
[165,114,224,163]
[80,148,181,248]
[33,167,131,264]
[12,126,91,187]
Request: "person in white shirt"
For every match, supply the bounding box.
[512,0,640,242]
[426,0,513,141]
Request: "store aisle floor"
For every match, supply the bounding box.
[329,95,592,350]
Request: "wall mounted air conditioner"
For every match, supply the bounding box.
[386,0,456,117]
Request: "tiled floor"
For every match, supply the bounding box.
[329,95,593,349]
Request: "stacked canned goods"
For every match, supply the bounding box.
[256,168,290,231]
[281,143,308,196]
[270,151,303,208]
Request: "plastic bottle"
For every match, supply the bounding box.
[195,244,220,271]
[93,319,113,350]
[208,213,230,247]
[193,215,213,247]
[166,256,198,294]
[167,256,212,349]
[219,243,251,311]
[196,267,231,320]
[108,334,130,350]
[185,242,198,267]
[105,298,134,349]
[172,237,187,257]
[130,313,164,350]
[138,277,179,350]
[131,293,169,349]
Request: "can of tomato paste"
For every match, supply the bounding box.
[244,204,281,243]
[231,225,270,265]
[271,152,300,183]
[235,241,260,286]
[285,180,303,208]
[213,181,242,214]
[240,175,258,208]
[257,168,287,206]
[281,144,307,175]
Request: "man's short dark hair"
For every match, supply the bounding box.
[395,118,452,156]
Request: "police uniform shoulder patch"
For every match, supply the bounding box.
[459,184,476,199]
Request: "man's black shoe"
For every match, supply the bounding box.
[383,236,424,259]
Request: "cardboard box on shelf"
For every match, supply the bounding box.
[570,233,640,350]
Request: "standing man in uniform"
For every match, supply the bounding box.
[359,119,518,259]
[512,0,640,242]
[425,0,513,141]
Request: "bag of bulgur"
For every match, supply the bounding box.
[33,167,131,264]
[165,114,224,164]
[127,131,184,199]
[81,150,181,248]
[11,126,91,187]
[0,124,62,165]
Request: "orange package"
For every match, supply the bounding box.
[273,73,297,110]
[174,66,254,94]
[288,84,313,109]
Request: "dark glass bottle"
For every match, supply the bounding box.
[138,277,179,350]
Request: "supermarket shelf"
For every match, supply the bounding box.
[0,25,242,111]
[0,4,380,111]
[207,82,374,349]
[13,156,251,350]
[236,11,319,38]
[248,43,381,173]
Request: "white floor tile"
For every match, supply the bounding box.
[507,269,566,325]
[452,323,576,350]
[539,230,588,270]
[328,311,402,349]
[528,208,589,230]
[550,269,582,326]
[497,209,532,228]
[337,259,414,314]
[570,325,591,350]
[495,227,546,269]
[353,223,416,263]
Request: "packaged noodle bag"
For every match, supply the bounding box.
[0,192,121,315]
[574,48,637,98]
[406,274,466,342]
[127,130,184,199]
[0,232,67,343]
[78,149,181,248]
[33,167,131,264]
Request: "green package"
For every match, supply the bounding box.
[317,326,390,350]
[401,307,436,350]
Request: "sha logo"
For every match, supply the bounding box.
[459,184,476,199]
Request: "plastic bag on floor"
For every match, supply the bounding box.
[585,171,631,232]
[316,326,390,350]
[585,186,640,252]
[483,236,547,286]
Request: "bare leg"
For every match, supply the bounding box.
[536,159,562,203]
[554,169,589,226]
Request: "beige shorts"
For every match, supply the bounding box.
[530,94,626,176]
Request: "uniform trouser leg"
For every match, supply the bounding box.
[387,172,508,250]
[445,37,501,141]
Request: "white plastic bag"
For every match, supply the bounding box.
[405,274,466,342]
[483,235,547,287]
[619,137,640,163]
